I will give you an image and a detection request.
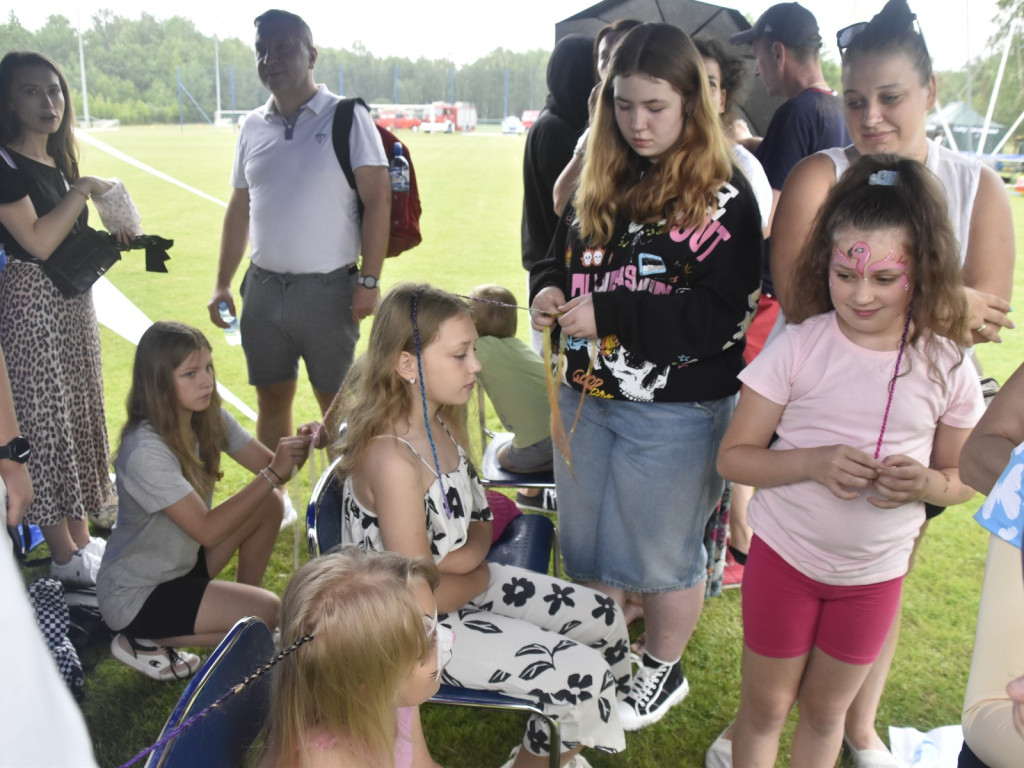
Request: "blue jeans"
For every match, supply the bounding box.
[554,387,734,592]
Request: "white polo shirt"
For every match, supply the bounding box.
[231,84,387,274]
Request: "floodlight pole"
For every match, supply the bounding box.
[177,67,184,133]
[77,8,89,128]
[215,36,222,117]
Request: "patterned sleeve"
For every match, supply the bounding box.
[974,441,1024,549]
[467,464,494,523]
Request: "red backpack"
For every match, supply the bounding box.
[332,98,422,257]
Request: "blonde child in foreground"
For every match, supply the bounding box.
[716,155,983,768]
[259,546,451,768]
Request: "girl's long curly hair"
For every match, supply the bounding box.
[790,154,967,380]
[575,22,732,245]
[332,284,472,479]
[120,322,226,500]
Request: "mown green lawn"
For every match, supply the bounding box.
[36,123,1024,766]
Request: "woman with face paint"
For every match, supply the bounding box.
[716,155,983,768]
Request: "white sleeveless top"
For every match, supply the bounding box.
[819,140,982,266]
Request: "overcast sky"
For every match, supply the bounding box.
[13,0,1007,71]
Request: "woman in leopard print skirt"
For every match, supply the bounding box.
[0,51,128,586]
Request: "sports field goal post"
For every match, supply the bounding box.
[215,109,251,127]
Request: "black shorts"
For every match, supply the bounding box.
[121,550,211,638]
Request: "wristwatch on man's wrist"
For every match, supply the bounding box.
[357,274,379,289]
[0,436,30,463]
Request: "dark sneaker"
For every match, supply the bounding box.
[617,652,689,731]
[515,489,557,513]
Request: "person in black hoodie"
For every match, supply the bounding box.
[520,34,594,274]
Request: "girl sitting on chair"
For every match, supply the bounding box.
[260,546,449,768]
[97,321,312,681]
[332,283,633,768]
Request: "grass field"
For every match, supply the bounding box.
[35,123,1024,767]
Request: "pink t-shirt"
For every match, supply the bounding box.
[739,312,983,585]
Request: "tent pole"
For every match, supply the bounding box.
[980,19,1016,155]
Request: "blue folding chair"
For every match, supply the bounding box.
[306,459,561,768]
[145,617,275,768]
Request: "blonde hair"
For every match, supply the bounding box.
[468,284,517,338]
[575,23,733,244]
[120,322,226,499]
[261,546,440,768]
[332,283,472,478]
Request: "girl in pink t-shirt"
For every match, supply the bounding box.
[717,155,983,768]
[258,547,452,768]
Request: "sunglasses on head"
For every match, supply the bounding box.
[836,12,928,60]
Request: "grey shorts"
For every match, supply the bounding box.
[239,263,359,393]
[500,436,554,473]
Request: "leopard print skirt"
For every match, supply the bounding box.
[0,260,112,526]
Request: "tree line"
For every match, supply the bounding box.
[2,8,1023,141]
[0,11,552,124]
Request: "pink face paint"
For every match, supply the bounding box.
[868,249,911,290]
[831,240,910,290]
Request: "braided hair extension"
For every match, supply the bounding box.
[116,633,315,768]
[410,289,454,519]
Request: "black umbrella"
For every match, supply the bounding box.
[555,0,783,137]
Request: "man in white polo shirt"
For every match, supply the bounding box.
[207,9,390,449]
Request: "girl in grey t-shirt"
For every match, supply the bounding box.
[97,321,314,681]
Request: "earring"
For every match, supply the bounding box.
[409,377,416,384]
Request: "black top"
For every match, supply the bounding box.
[530,167,763,403]
[0,148,86,261]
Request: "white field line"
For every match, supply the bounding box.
[78,130,228,208]
[82,131,257,422]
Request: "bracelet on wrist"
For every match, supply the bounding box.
[938,470,951,496]
[259,468,280,489]
[265,465,286,485]
[69,184,89,201]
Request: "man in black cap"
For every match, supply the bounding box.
[730,2,848,221]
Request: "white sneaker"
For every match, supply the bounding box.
[706,727,733,768]
[50,549,101,588]
[279,490,297,530]
[81,537,106,559]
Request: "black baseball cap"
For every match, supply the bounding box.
[729,3,822,48]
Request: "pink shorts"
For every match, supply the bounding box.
[741,536,904,664]
[742,294,781,365]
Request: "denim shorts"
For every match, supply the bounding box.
[239,263,359,393]
[553,386,733,592]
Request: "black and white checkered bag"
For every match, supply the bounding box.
[27,578,85,701]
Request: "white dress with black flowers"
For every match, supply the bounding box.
[341,431,632,757]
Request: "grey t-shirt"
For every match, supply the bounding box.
[96,409,252,631]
